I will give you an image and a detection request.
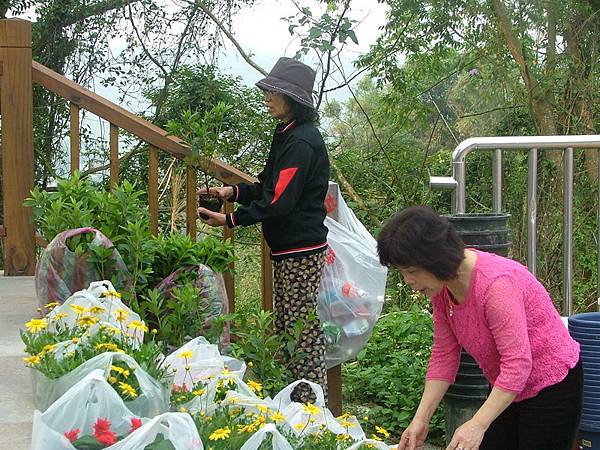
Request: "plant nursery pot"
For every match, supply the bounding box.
[198,194,223,220]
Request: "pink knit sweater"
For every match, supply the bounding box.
[426,249,580,402]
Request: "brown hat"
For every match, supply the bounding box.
[256,57,316,108]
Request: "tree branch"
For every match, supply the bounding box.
[186,0,268,76]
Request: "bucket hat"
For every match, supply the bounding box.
[256,57,316,108]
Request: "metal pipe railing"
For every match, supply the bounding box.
[527,149,538,276]
[430,135,600,316]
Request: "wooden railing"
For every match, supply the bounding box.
[0,18,273,313]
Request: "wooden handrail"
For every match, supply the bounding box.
[31,60,255,185]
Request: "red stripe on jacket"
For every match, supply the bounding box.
[270,167,298,205]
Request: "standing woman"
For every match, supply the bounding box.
[377,206,582,450]
[198,57,330,403]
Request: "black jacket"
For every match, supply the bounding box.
[225,120,330,259]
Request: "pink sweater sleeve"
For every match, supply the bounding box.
[484,276,533,393]
[426,299,461,383]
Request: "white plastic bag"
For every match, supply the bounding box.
[46,282,145,345]
[31,351,170,416]
[239,423,294,450]
[31,371,202,450]
[110,413,203,450]
[161,337,246,388]
[319,192,388,368]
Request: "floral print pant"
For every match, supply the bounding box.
[273,250,327,404]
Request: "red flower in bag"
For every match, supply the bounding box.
[64,429,80,442]
[93,418,117,446]
[129,417,143,433]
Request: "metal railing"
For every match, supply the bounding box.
[430,135,600,315]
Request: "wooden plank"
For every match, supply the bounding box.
[223,201,235,313]
[186,166,197,241]
[327,365,343,416]
[109,123,119,188]
[31,61,254,185]
[0,19,35,276]
[148,145,159,236]
[69,102,80,173]
[261,234,273,311]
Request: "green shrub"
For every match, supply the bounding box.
[342,304,445,443]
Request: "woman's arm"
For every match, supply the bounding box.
[446,387,516,450]
[398,380,450,450]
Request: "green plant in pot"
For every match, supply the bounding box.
[166,102,234,219]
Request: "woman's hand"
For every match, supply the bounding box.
[198,208,226,227]
[445,418,487,450]
[198,186,234,201]
[398,417,429,450]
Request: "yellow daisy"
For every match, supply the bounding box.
[114,309,129,322]
[25,318,48,333]
[69,304,87,315]
[247,380,263,393]
[209,427,231,441]
[127,320,148,332]
[23,354,41,365]
[302,403,321,415]
[270,412,285,423]
[177,350,193,359]
[118,382,138,398]
[375,425,390,438]
[77,315,99,327]
[51,312,68,321]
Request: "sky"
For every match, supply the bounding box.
[217,0,389,101]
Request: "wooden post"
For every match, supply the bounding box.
[148,145,159,236]
[223,200,235,313]
[327,365,342,416]
[0,19,35,276]
[186,166,197,241]
[69,102,80,173]
[109,123,119,187]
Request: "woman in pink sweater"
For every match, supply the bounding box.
[377,206,581,450]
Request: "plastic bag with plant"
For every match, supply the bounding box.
[35,227,131,310]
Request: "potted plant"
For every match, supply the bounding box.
[167,102,233,219]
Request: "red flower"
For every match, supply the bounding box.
[172,383,188,392]
[93,418,117,446]
[129,417,142,433]
[95,431,117,446]
[63,429,79,442]
[325,248,336,265]
[324,193,337,213]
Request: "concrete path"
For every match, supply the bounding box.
[0,276,35,450]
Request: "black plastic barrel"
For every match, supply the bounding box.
[443,350,489,444]
[442,213,510,444]
[569,313,600,447]
[446,213,511,256]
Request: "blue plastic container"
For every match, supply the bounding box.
[571,313,600,329]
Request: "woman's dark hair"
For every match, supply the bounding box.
[284,95,320,124]
[377,205,465,280]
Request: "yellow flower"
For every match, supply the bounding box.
[209,427,231,441]
[23,354,41,365]
[252,415,267,428]
[102,291,121,298]
[69,304,87,315]
[371,434,382,441]
[111,365,130,377]
[221,368,232,375]
[336,433,352,442]
[114,309,129,322]
[192,389,205,396]
[127,320,148,332]
[270,412,285,423]
[71,337,79,344]
[257,404,269,413]
[337,413,352,420]
[238,423,257,433]
[118,382,138,398]
[247,361,253,367]
[25,318,48,333]
[151,328,158,335]
[247,380,263,393]
[177,350,193,359]
[340,420,356,428]
[90,305,106,314]
[96,343,121,352]
[77,315,99,327]
[41,344,56,354]
[52,312,68,321]
[302,403,321,415]
[375,425,390,438]
[44,301,59,309]
[293,422,307,431]
[108,376,117,384]
[179,407,188,413]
